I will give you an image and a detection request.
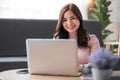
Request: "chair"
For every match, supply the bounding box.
[104,24,120,56]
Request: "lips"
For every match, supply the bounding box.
[68,25,75,29]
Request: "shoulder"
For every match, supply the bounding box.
[88,34,99,45]
[88,34,100,52]
[89,34,98,40]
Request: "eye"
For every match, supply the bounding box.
[63,19,67,22]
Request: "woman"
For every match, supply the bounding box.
[54,3,100,71]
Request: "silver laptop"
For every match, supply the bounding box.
[26,39,79,76]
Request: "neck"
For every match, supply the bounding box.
[69,32,77,39]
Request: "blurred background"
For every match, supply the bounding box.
[0,0,119,41]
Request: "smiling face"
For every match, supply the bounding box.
[62,10,80,34]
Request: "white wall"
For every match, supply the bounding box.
[0,0,88,20]
[105,0,120,41]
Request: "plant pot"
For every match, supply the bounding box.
[92,68,112,80]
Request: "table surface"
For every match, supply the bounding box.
[0,69,80,80]
[0,69,120,80]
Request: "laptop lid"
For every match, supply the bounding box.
[26,39,79,76]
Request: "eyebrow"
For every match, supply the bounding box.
[70,15,77,18]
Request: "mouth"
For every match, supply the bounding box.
[68,25,75,29]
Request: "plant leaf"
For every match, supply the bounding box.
[105,1,111,6]
[102,29,113,40]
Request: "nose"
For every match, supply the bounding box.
[67,19,72,27]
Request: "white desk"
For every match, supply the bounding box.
[0,69,120,80]
[0,69,80,80]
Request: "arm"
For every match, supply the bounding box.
[77,35,100,71]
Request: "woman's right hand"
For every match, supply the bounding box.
[77,64,84,72]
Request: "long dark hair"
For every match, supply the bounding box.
[54,3,89,48]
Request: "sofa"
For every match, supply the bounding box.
[0,19,103,72]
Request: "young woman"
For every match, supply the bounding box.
[54,3,100,71]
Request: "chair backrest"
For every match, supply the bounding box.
[0,19,103,57]
[84,20,103,47]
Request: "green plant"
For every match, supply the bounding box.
[90,0,112,41]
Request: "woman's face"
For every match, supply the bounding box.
[62,10,80,33]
